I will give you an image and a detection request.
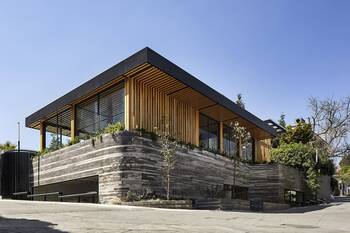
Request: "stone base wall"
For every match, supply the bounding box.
[31,132,329,204]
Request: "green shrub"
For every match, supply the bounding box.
[103,122,124,134]
[68,136,80,146]
[272,143,320,192]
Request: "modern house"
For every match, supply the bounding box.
[26,47,275,162]
[25,48,329,205]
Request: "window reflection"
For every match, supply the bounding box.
[223,125,239,157]
[199,114,219,151]
[241,137,254,162]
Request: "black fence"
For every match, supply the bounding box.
[0,150,36,199]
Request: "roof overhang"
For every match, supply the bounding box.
[25,47,276,138]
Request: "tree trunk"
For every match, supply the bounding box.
[167,172,170,200]
[233,159,237,199]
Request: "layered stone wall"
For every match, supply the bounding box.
[31,132,329,204]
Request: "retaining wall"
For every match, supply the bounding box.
[32,132,329,204]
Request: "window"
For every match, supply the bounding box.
[199,114,219,151]
[76,82,125,139]
[45,109,71,147]
[241,137,254,162]
[223,125,239,157]
[284,189,297,204]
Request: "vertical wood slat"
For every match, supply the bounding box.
[70,105,76,141]
[130,78,197,145]
[255,139,272,162]
[124,78,130,130]
[220,121,224,153]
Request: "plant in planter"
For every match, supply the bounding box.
[154,124,178,200]
[68,136,80,146]
[103,122,124,135]
[230,121,251,198]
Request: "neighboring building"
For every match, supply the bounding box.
[25,48,329,204]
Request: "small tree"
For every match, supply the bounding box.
[278,113,286,128]
[47,134,63,152]
[229,121,251,198]
[155,125,178,200]
[0,141,16,152]
[281,119,314,145]
[236,94,246,109]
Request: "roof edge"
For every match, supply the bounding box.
[25,47,149,127]
[146,48,276,136]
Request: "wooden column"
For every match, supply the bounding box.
[129,77,134,130]
[70,105,76,141]
[220,121,224,153]
[124,77,130,130]
[39,121,46,152]
[195,110,200,146]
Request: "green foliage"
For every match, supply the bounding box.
[235,93,245,109]
[68,136,80,146]
[155,124,178,200]
[124,189,155,202]
[103,122,124,134]
[48,134,63,152]
[0,141,16,152]
[340,154,350,166]
[317,158,335,176]
[272,143,320,192]
[278,113,286,128]
[230,121,250,145]
[280,119,314,144]
[340,165,350,183]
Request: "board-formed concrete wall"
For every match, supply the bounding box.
[31,132,329,204]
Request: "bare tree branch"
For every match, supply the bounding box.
[308,96,350,158]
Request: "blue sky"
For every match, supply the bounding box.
[0,0,349,150]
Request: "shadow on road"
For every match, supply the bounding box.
[0,216,68,233]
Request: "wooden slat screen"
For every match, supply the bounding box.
[129,79,197,145]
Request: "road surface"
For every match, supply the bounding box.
[0,199,349,232]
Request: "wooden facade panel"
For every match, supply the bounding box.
[129,78,197,145]
[255,139,272,162]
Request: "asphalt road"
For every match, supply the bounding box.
[0,199,349,233]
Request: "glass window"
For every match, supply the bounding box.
[76,82,125,139]
[45,109,72,147]
[223,125,239,157]
[199,114,219,151]
[241,137,254,162]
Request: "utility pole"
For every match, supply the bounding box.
[15,122,21,193]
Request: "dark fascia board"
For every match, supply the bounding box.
[25,47,276,137]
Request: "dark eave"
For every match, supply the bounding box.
[25,47,276,136]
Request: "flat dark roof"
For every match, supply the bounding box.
[25,47,276,136]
